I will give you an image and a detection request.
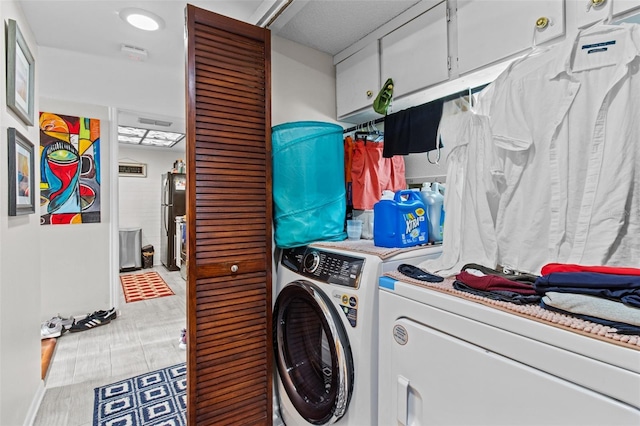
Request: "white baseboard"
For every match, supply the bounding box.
[23,380,45,426]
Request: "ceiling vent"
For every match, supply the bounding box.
[138,117,172,127]
[121,44,148,61]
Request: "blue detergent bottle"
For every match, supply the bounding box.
[420,183,443,243]
[373,190,428,248]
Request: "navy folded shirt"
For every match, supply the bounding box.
[534,272,640,308]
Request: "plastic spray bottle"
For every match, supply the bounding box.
[420,182,444,243]
[431,182,445,242]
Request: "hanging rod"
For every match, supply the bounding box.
[342,83,490,134]
[342,117,385,134]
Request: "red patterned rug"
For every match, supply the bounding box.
[120,271,175,303]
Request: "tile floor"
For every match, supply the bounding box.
[34,266,187,426]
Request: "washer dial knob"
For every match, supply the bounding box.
[303,251,320,273]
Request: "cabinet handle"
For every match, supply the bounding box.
[387,84,394,90]
[591,0,606,6]
[231,264,238,273]
[366,90,373,97]
[536,17,549,29]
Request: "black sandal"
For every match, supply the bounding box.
[398,264,444,283]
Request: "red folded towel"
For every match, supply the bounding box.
[456,271,538,295]
[541,263,640,276]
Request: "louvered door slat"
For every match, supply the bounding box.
[196,350,264,377]
[196,88,264,109]
[196,49,265,77]
[196,100,265,120]
[196,28,265,57]
[186,5,272,425]
[195,24,265,52]
[196,60,264,83]
[197,394,268,426]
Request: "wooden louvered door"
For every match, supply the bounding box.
[185,5,272,425]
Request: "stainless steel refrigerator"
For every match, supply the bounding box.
[161,173,186,271]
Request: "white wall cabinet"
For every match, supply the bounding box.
[336,41,380,118]
[457,0,565,75]
[380,1,449,99]
[575,0,640,28]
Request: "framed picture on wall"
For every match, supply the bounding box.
[6,19,35,126]
[7,128,36,216]
[119,162,147,177]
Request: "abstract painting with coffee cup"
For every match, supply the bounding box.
[39,112,101,225]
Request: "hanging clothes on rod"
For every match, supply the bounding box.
[383,98,445,158]
[345,127,406,211]
[343,117,385,134]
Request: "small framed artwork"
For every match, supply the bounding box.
[118,162,147,177]
[6,19,35,126]
[8,128,35,216]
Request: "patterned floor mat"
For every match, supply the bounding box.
[93,363,186,426]
[120,271,175,303]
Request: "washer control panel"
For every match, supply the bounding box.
[281,246,365,288]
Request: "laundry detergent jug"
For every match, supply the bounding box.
[373,190,428,248]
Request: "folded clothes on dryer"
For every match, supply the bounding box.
[541,263,640,276]
[540,300,640,335]
[542,292,640,327]
[534,272,640,308]
[462,263,538,283]
[453,280,541,305]
[456,270,538,295]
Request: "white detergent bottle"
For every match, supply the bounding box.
[420,182,443,243]
[431,182,445,242]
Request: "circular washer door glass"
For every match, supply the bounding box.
[274,281,353,425]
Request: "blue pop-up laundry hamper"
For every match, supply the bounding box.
[272,121,346,248]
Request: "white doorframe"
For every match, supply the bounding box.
[109,107,120,310]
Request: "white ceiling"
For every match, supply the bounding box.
[18,0,420,149]
[19,0,420,66]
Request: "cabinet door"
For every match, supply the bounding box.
[575,0,640,28]
[186,5,273,425]
[457,0,565,75]
[336,41,380,118]
[381,1,449,99]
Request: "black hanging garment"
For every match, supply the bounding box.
[383,98,444,158]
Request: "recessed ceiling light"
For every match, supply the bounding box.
[119,8,165,31]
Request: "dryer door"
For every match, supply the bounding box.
[273,280,354,425]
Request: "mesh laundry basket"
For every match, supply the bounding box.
[272,121,346,248]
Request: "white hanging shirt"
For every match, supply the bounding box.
[419,104,498,276]
[489,23,640,274]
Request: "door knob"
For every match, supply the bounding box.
[231,264,238,273]
[536,17,549,29]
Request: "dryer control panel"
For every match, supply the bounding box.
[281,247,365,288]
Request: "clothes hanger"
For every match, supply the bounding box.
[581,0,617,34]
[371,121,384,142]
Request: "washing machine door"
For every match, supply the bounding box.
[273,280,354,425]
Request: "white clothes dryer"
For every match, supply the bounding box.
[377,276,640,425]
[273,243,442,426]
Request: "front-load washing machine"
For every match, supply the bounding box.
[273,242,442,425]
